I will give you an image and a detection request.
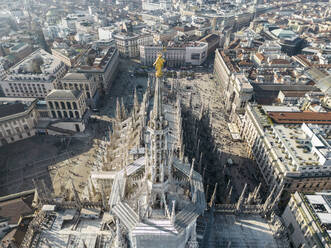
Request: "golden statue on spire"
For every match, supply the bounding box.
[153,52,165,78]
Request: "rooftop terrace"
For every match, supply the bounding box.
[212,214,280,248]
[250,105,331,173]
[75,47,117,73]
[31,208,114,248]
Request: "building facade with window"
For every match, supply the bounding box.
[46,90,87,120]
[282,192,331,248]
[45,89,87,132]
[0,49,67,98]
[240,104,331,194]
[113,32,153,58]
[213,49,254,123]
[140,42,208,67]
[0,100,38,146]
[74,47,119,94]
[59,72,98,107]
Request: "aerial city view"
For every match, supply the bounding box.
[0,0,330,247]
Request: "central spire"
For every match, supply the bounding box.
[152,77,163,121]
[144,53,169,208]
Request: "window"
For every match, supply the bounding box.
[67,102,72,109]
[55,102,60,109]
[191,53,200,60]
[40,112,49,118]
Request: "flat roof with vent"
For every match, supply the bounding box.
[267,112,331,124]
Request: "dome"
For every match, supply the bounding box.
[271,28,296,39]
[46,9,58,17]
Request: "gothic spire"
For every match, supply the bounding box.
[116,97,121,121]
[236,183,247,211]
[189,158,195,182]
[226,186,233,204]
[253,182,262,201]
[263,184,277,212]
[209,183,218,208]
[115,218,124,247]
[171,200,176,224]
[71,178,81,209]
[271,185,284,211]
[133,87,139,112]
[225,179,231,195]
[147,74,151,95]
[152,77,163,121]
[121,98,127,120]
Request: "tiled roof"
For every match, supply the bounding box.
[268,111,331,124]
[255,53,265,61]
[280,90,307,97]
[270,59,290,64]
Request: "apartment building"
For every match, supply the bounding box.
[142,0,172,11]
[46,89,87,132]
[198,34,220,57]
[113,32,153,58]
[51,47,83,68]
[46,89,87,120]
[140,42,208,67]
[140,46,186,67]
[0,100,38,146]
[0,49,67,98]
[0,59,7,80]
[74,47,119,94]
[282,192,331,248]
[213,46,321,123]
[240,104,331,193]
[9,43,33,62]
[214,49,254,121]
[225,74,253,121]
[214,49,234,94]
[59,72,98,107]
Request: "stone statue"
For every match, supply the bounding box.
[153,53,165,78]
